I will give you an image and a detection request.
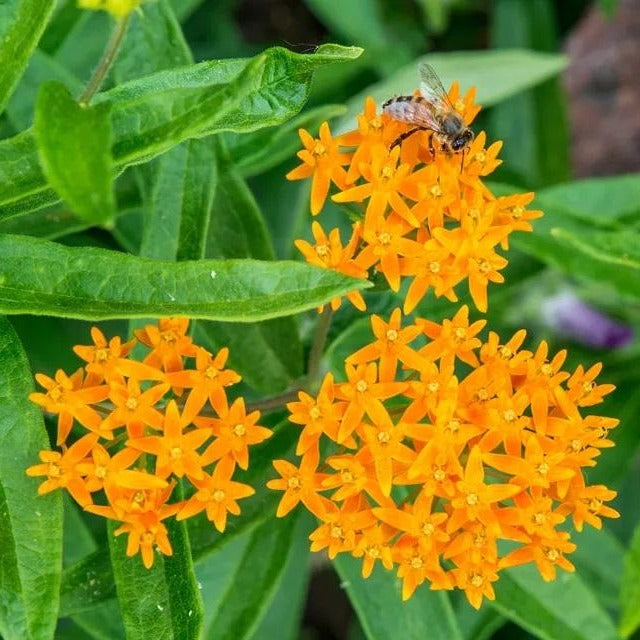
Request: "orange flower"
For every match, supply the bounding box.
[135,317,196,372]
[176,456,255,531]
[73,326,136,385]
[286,123,351,215]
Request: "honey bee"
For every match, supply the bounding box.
[383,62,474,157]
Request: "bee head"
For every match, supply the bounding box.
[452,129,474,152]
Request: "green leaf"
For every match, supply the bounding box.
[334,555,463,640]
[107,509,203,640]
[0,44,363,220]
[489,0,570,187]
[0,0,55,113]
[538,174,640,223]
[491,565,619,640]
[34,82,115,225]
[202,512,309,640]
[227,103,346,178]
[0,234,369,320]
[340,49,568,132]
[0,317,63,640]
[620,522,640,637]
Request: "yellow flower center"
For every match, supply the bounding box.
[475,151,486,163]
[369,117,383,131]
[141,532,154,544]
[532,512,546,525]
[454,327,467,341]
[331,525,344,539]
[476,388,489,402]
[468,207,480,220]
[205,366,219,380]
[162,330,177,344]
[430,184,442,198]
[378,232,391,246]
[570,438,582,452]
[498,346,513,359]
[341,470,354,483]
[477,258,491,274]
[233,423,246,437]
[170,446,183,459]
[503,409,516,422]
[433,468,446,482]
[427,381,440,393]
[470,573,484,588]
[48,462,61,477]
[410,556,423,569]
[428,261,440,274]
[537,462,550,476]
[377,431,391,444]
[287,475,301,490]
[589,498,602,512]
[126,397,139,411]
[312,142,326,157]
[545,548,559,562]
[454,98,465,113]
[540,363,553,376]
[49,387,63,402]
[309,407,321,420]
[95,465,107,479]
[316,244,330,257]
[213,489,226,502]
[356,380,368,393]
[473,532,486,547]
[511,205,524,219]
[422,522,435,536]
[381,165,394,181]
[466,493,479,506]
[582,381,595,393]
[445,419,460,434]
[95,348,109,362]
[366,546,381,559]
[386,329,398,341]
[133,491,146,505]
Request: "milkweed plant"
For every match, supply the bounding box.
[0,1,637,639]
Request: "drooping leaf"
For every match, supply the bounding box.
[0,0,55,113]
[340,49,568,131]
[0,44,363,220]
[491,565,619,640]
[107,505,203,640]
[334,554,463,640]
[34,82,115,225]
[620,522,640,638]
[0,234,369,320]
[0,317,63,640]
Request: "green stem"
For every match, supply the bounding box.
[307,306,333,390]
[79,15,130,105]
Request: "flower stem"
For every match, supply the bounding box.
[79,16,130,105]
[246,387,302,413]
[307,306,333,389]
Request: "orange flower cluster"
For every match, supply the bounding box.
[27,319,271,568]
[269,308,619,608]
[287,87,542,313]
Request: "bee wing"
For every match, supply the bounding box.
[383,98,444,133]
[418,62,454,110]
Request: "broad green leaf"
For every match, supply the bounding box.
[538,174,640,223]
[0,44,362,220]
[227,103,346,178]
[69,600,125,640]
[59,552,116,617]
[0,234,369,320]
[491,565,619,640]
[0,317,63,640]
[453,601,505,640]
[489,0,570,187]
[334,555,463,640]
[34,82,115,225]
[340,49,568,132]
[6,49,83,131]
[203,512,309,640]
[0,0,55,113]
[62,495,97,568]
[620,522,640,637]
[107,504,203,640]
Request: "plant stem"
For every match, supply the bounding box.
[79,15,130,105]
[307,306,333,390]
[246,387,303,413]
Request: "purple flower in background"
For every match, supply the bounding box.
[541,291,633,349]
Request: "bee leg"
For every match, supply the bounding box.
[427,132,436,159]
[460,150,465,172]
[390,127,425,150]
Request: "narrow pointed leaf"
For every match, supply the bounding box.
[620,523,640,638]
[0,234,369,320]
[0,0,55,113]
[0,317,63,640]
[334,554,463,640]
